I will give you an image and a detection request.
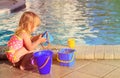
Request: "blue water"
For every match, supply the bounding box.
[0,0,120,46]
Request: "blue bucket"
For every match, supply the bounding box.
[57,48,75,67]
[33,50,53,74]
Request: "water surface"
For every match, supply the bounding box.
[0,0,120,46]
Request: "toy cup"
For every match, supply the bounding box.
[68,38,75,49]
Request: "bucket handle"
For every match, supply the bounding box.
[56,53,74,63]
[31,56,50,69]
[39,56,50,69]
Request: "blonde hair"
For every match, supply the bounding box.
[15,11,41,35]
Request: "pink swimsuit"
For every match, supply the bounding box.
[6,35,23,63]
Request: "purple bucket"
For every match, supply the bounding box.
[33,50,53,74]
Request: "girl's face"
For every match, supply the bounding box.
[31,24,40,32]
[32,26,37,32]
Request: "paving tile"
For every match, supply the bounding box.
[0,66,28,78]
[66,60,91,70]
[62,71,100,78]
[51,60,91,78]
[22,72,41,78]
[1,59,120,78]
[0,60,32,78]
[78,62,117,77]
[22,68,54,78]
[0,60,12,69]
[40,74,53,78]
[53,60,91,70]
[51,63,73,78]
[93,60,120,67]
[103,68,120,78]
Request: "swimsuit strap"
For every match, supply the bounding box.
[14,35,22,40]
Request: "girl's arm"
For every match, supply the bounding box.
[31,33,43,42]
[21,32,46,51]
[31,35,40,42]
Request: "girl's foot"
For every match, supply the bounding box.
[20,64,34,70]
[20,65,25,70]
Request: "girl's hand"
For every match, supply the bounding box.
[38,34,46,43]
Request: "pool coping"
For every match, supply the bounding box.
[49,45,120,60]
[0,0,25,16]
[1,45,120,60]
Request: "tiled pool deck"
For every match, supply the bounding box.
[1,45,120,78]
[1,59,120,78]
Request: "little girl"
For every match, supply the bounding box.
[6,11,46,70]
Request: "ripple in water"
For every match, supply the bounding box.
[0,0,120,46]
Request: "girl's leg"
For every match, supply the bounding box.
[13,47,30,63]
[19,53,35,70]
[12,47,36,70]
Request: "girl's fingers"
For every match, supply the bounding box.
[39,34,42,38]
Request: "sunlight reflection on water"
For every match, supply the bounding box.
[0,0,120,46]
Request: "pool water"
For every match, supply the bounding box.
[0,0,120,46]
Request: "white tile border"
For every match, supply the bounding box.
[49,45,120,60]
[1,44,120,60]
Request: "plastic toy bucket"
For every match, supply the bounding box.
[33,50,53,74]
[57,48,75,67]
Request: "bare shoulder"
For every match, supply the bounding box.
[17,31,30,39]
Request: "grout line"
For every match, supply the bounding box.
[77,71,101,78]
[61,62,92,78]
[103,47,105,60]
[91,60,120,67]
[113,47,115,60]
[94,46,96,59]
[101,67,119,78]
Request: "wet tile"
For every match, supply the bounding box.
[0,60,12,68]
[62,71,100,78]
[0,60,30,78]
[0,67,27,78]
[78,62,117,77]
